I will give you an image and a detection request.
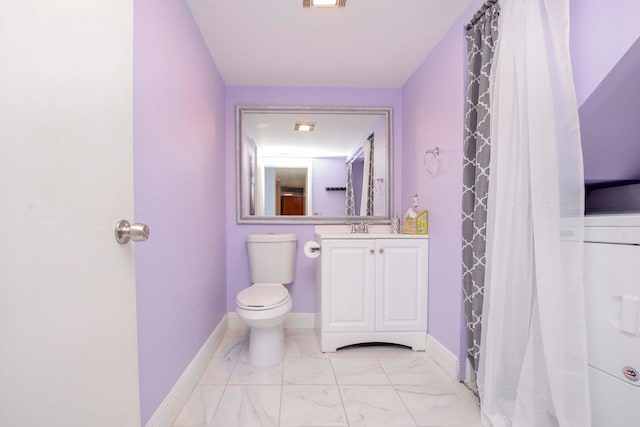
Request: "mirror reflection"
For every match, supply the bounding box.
[236,106,393,224]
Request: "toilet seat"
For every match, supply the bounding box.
[236,283,289,311]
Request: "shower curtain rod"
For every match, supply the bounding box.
[465,0,498,30]
[346,147,364,165]
[346,133,374,164]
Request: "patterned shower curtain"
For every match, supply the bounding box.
[345,162,355,216]
[461,0,499,378]
[360,134,374,216]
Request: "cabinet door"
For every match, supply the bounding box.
[376,239,428,331]
[321,239,375,332]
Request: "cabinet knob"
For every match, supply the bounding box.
[370,249,374,254]
[379,248,384,254]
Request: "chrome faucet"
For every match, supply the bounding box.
[349,222,371,233]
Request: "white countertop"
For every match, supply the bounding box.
[314,224,429,239]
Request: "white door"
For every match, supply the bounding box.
[0,2,141,426]
[321,239,375,332]
[375,239,428,331]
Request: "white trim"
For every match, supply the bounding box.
[144,314,228,427]
[425,333,459,380]
[465,357,476,384]
[320,331,425,353]
[227,312,246,330]
[227,312,316,330]
[284,312,316,329]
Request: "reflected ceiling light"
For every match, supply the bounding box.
[303,0,346,8]
[294,122,315,132]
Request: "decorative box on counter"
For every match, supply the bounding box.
[403,210,428,235]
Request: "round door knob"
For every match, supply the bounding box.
[115,219,150,244]
[369,249,375,254]
[129,223,150,242]
[379,248,384,254]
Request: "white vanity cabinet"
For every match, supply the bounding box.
[315,233,428,352]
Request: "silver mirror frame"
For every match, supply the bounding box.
[236,105,394,224]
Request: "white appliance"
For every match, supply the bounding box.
[584,214,640,426]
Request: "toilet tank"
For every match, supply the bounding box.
[246,234,297,284]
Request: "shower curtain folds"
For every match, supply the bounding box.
[360,135,374,216]
[462,0,499,380]
[346,162,355,216]
[478,0,591,426]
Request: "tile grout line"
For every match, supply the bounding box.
[278,344,285,427]
[206,330,243,425]
[176,328,480,427]
[391,384,420,427]
[329,354,350,426]
[375,353,419,427]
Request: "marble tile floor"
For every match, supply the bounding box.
[172,328,480,427]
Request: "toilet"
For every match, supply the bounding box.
[236,233,297,367]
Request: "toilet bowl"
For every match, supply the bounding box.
[236,234,297,368]
[236,283,292,367]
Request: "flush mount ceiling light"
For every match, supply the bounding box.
[294,122,315,132]
[303,0,346,8]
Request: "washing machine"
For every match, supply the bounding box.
[584,213,640,426]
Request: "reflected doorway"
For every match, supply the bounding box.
[265,167,308,216]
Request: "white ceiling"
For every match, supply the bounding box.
[243,111,384,157]
[187,0,471,88]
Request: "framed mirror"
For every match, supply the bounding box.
[236,106,393,224]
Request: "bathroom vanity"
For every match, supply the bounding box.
[314,225,429,352]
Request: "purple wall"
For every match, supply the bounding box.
[570,0,640,183]
[400,0,484,373]
[580,38,640,182]
[570,0,640,106]
[312,157,348,217]
[352,159,364,214]
[225,86,402,312]
[134,0,227,423]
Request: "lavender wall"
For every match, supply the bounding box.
[400,0,484,372]
[570,0,640,106]
[134,0,227,423]
[352,159,364,214]
[225,86,402,312]
[571,1,640,183]
[312,157,348,217]
[580,38,640,183]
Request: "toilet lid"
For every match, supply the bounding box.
[237,283,289,309]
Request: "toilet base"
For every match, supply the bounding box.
[249,324,285,368]
[236,297,292,368]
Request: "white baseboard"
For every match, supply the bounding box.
[144,314,228,427]
[425,334,459,380]
[284,312,316,329]
[227,312,316,330]
[465,357,476,384]
[226,312,246,330]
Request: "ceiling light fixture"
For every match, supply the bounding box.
[303,0,346,8]
[295,122,315,132]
